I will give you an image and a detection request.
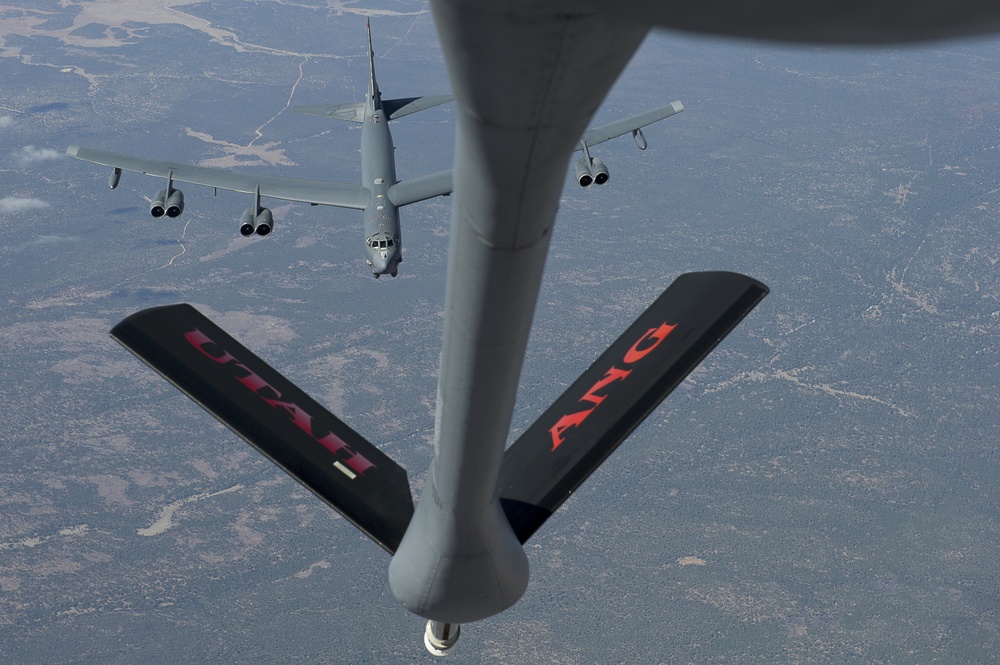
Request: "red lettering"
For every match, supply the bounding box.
[549,322,677,453]
[233,363,281,400]
[182,328,375,477]
[624,323,676,364]
[263,397,315,436]
[345,453,375,476]
[185,328,237,364]
[316,432,349,455]
[579,366,632,406]
[549,367,631,450]
[549,407,595,451]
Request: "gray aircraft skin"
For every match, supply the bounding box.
[297,21,457,277]
[383,0,1000,654]
[358,24,404,278]
[82,0,1000,656]
[68,21,455,278]
[67,21,685,280]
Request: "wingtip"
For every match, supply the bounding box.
[66,145,79,157]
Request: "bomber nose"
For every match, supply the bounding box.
[370,252,389,275]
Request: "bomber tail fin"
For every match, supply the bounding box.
[294,20,453,123]
[367,19,381,111]
[498,271,768,543]
[111,304,414,554]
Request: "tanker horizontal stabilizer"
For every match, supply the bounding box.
[111,304,414,553]
[498,271,768,543]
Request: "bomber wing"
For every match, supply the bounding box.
[67,146,369,210]
[387,169,453,207]
[577,100,685,149]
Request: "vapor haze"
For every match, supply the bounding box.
[13,145,62,166]
[0,196,50,212]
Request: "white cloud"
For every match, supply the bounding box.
[28,234,81,246]
[0,116,13,129]
[14,145,62,166]
[0,197,50,213]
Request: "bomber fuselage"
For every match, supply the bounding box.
[361,103,402,277]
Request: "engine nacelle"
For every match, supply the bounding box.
[150,189,167,218]
[592,158,609,185]
[240,207,256,236]
[254,208,273,236]
[574,158,593,187]
[165,189,185,218]
[108,167,122,190]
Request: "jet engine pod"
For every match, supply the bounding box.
[150,189,167,218]
[165,189,185,218]
[108,167,122,190]
[591,158,609,185]
[238,207,255,236]
[254,208,273,236]
[574,158,593,187]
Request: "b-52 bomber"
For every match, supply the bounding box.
[97,0,1000,655]
[68,21,684,278]
[69,21,453,278]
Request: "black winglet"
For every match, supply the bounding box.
[111,304,414,554]
[498,271,768,543]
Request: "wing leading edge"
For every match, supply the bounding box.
[110,304,414,554]
[388,169,453,207]
[578,100,685,149]
[67,145,369,210]
[68,145,452,210]
[498,271,768,544]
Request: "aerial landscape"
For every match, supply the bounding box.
[1,1,998,662]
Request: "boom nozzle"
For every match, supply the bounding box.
[424,621,460,657]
